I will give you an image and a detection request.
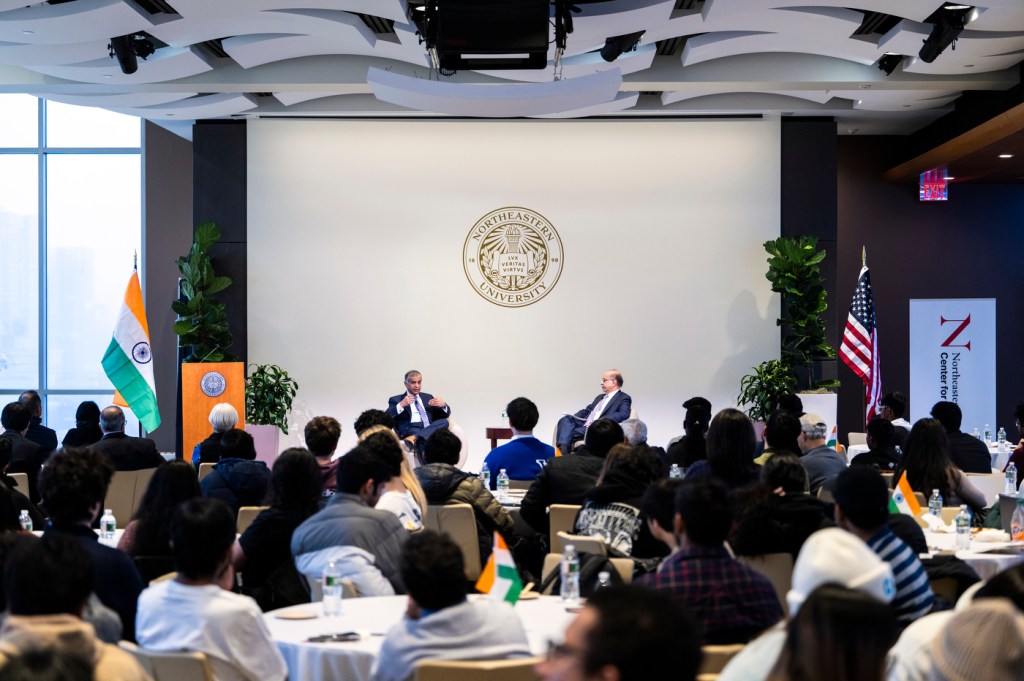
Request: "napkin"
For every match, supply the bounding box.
[974,528,1011,543]
[921,514,954,533]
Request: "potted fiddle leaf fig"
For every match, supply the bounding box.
[245,363,299,461]
[172,221,236,363]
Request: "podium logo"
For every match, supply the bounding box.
[463,207,563,308]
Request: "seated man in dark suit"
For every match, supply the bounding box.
[555,369,631,455]
[482,397,554,489]
[18,390,58,455]
[386,370,451,454]
[90,406,164,471]
[1,401,46,502]
[931,400,991,473]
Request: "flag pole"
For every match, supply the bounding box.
[133,250,138,272]
[862,246,866,268]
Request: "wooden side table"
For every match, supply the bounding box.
[485,427,513,450]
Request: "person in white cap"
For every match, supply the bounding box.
[718,528,896,681]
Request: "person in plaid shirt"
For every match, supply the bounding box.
[638,478,783,644]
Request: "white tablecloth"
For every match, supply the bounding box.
[923,531,1024,581]
[264,594,574,681]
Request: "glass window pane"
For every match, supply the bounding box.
[45,101,141,148]
[0,155,39,389]
[47,393,139,445]
[0,95,39,148]
[46,154,141,390]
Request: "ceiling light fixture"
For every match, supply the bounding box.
[999,153,1014,158]
[877,54,904,75]
[108,34,156,75]
[919,4,973,63]
[600,31,645,63]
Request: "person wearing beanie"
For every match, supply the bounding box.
[930,599,1024,681]
[833,467,934,624]
[718,528,895,681]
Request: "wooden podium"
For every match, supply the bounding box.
[181,362,246,463]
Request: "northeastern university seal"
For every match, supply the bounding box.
[463,207,563,308]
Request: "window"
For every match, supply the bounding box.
[0,96,143,441]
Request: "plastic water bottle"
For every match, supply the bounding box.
[596,570,612,590]
[322,560,343,616]
[561,545,580,606]
[496,468,510,502]
[972,427,981,440]
[669,464,683,479]
[100,509,116,542]
[984,424,992,443]
[929,489,943,517]
[998,427,1008,453]
[18,510,31,532]
[1012,501,1024,541]
[1006,462,1018,496]
[955,505,971,550]
[480,462,491,490]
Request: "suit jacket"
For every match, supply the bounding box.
[387,392,451,437]
[947,431,992,474]
[574,391,632,424]
[26,417,58,454]
[90,433,164,471]
[1,430,46,501]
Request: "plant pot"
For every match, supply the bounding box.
[247,423,281,468]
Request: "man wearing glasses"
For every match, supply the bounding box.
[555,370,631,455]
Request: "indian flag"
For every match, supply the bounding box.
[827,425,838,448]
[889,472,922,516]
[101,269,160,432]
[474,532,522,604]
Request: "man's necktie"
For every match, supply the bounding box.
[415,397,430,427]
[585,395,609,427]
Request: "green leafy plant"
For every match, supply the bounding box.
[764,236,838,390]
[246,363,299,434]
[172,222,236,362]
[737,359,797,422]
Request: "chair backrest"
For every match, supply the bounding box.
[446,420,470,470]
[913,491,927,508]
[424,503,482,580]
[737,553,794,617]
[540,553,633,594]
[198,463,216,482]
[119,641,215,681]
[105,471,137,528]
[509,479,533,490]
[6,473,28,495]
[699,644,746,675]
[815,486,835,504]
[133,467,157,516]
[236,506,267,534]
[415,657,543,681]
[966,473,1003,506]
[848,432,867,447]
[548,504,581,546]
[556,531,607,556]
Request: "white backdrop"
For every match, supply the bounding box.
[247,118,780,467]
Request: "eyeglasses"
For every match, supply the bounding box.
[546,640,586,661]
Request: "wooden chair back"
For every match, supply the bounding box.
[424,503,482,580]
[737,553,794,617]
[119,642,215,681]
[556,531,607,556]
[236,505,267,534]
[415,657,543,681]
[548,504,581,546]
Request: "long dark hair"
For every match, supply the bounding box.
[768,584,897,681]
[267,448,322,515]
[895,418,957,500]
[706,408,758,483]
[676,403,711,468]
[131,461,201,556]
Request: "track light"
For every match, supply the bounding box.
[108,34,156,75]
[600,31,645,63]
[918,4,973,64]
[877,54,903,75]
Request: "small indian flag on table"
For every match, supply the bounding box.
[889,472,922,516]
[474,532,522,604]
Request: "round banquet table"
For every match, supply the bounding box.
[923,531,1024,581]
[264,594,575,681]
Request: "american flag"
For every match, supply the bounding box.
[840,264,881,422]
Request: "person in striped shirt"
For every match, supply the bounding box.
[833,466,934,623]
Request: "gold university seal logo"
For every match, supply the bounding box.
[463,207,563,308]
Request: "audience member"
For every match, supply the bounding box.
[291,446,407,596]
[354,409,397,436]
[574,444,668,560]
[16,391,56,455]
[555,369,632,455]
[535,585,702,681]
[136,497,287,681]
[234,448,322,611]
[0,402,45,501]
[754,410,801,465]
[61,400,103,448]
[359,428,426,531]
[930,401,991,473]
[372,531,531,681]
[191,403,238,468]
[929,599,1024,681]
[0,439,43,528]
[1002,402,1024,484]
[666,396,712,469]
[39,447,144,641]
[90,406,164,471]
[200,429,271,516]
[895,419,985,510]
[117,460,201,558]
[416,428,515,563]
[0,648,93,681]
[880,392,912,449]
[775,393,804,416]
[304,415,342,500]
[483,397,555,488]
[766,584,897,681]
[638,478,783,644]
[685,408,759,489]
[641,478,684,553]
[520,418,624,534]
[730,452,833,558]
[0,534,149,680]
[850,417,902,470]
[832,466,934,623]
[796,413,845,496]
[718,528,895,681]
